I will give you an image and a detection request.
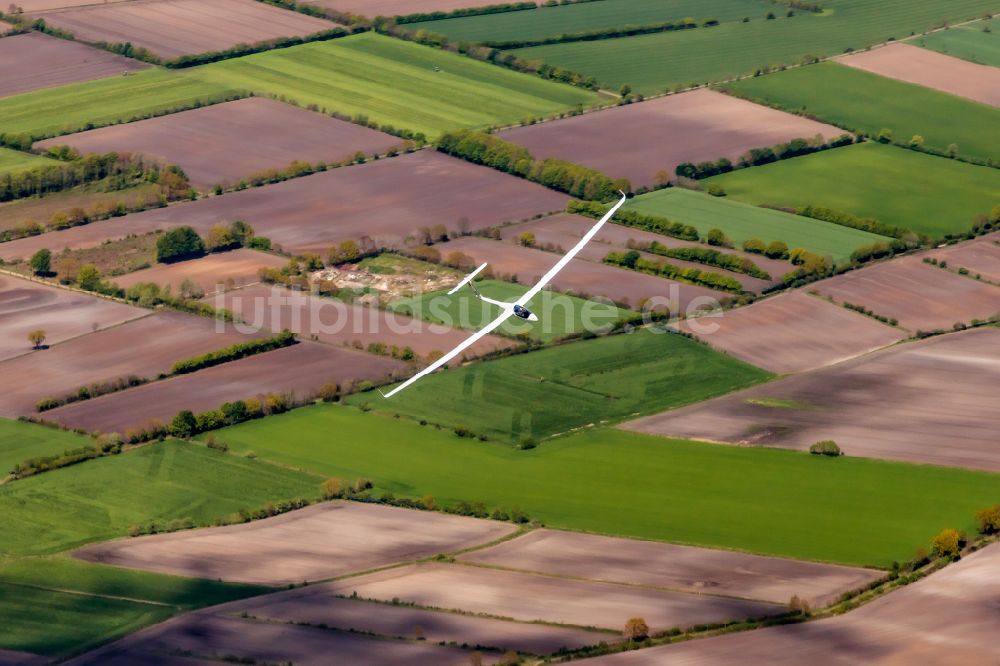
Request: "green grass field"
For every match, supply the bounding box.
[391,279,631,342]
[415,0,772,43]
[625,187,888,259]
[213,406,1000,567]
[0,147,55,176]
[706,142,1000,239]
[914,17,1000,68]
[0,418,96,478]
[199,32,600,137]
[511,0,1000,93]
[346,328,772,441]
[723,61,1000,163]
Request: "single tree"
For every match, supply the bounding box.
[518,231,536,247]
[29,248,51,276]
[623,617,649,641]
[169,410,197,438]
[930,528,962,559]
[27,329,46,349]
[76,264,102,291]
[156,226,205,263]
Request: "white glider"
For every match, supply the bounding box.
[381,190,628,398]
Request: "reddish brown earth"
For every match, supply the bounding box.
[460,529,883,608]
[210,282,517,361]
[43,341,404,433]
[327,563,782,633]
[113,249,287,296]
[0,273,146,361]
[811,255,1000,331]
[0,152,568,261]
[677,291,906,374]
[499,89,844,189]
[624,327,1000,472]
[30,0,340,60]
[435,236,730,312]
[926,233,1000,284]
[840,42,1000,108]
[0,310,262,417]
[0,650,47,666]
[37,98,403,189]
[304,0,528,16]
[75,502,515,584]
[578,542,1000,666]
[12,0,130,9]
[0,32,148,98]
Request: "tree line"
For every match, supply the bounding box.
[675,133,855,180]
[605,249,745,293]
[568,199,700,241]
[483,17,718,50]
[171,331,296,375]
[641,242,771,279]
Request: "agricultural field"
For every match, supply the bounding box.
[0,151,568,261]
[9,0,131,9]
[625,187,888,260]
[723,62,1000,163]
[0,311,263,417]
[0,32,148,98]
[678,290,906,374]
[392,279,631,342]
[914,16,1000,68]
[0,417,92,477]
[626,327,1000,473]
[0,273,147,361]
[305,0,532,17]
[36,97,403,190]
[705,142,1000,239]
[926,233,1000,284]
[0,182,162,236]
[840,42,1000,108]
[0,146,55,176]
[510,0,1000,94]
[75,502,515,585]
[112,249,287,295]
[212,406,999,566]
[499,88,843,189]
[27,0,340,61]
[42,341,405,434]
[582,542,1000,665]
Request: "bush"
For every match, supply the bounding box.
[764,240,789,259]
[623,617,649,641]
[809,440,842,456]
[170,331,296,375]
[930,528,963,559]
[169,410,197,438]
[156,226,205,263]
[321,477,343,499]
[974,504,1000,535]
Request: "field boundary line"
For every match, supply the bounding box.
[0,579,174,608]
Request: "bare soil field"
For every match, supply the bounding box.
[236,593,604,654]
[113,249,286,296]
[624,328,1000,472]
[0,183,162,234]
[0,152,568,261]
[304,0,524,17]
[36,98,403,189]
[30,0,340,61]
[0,273,146,361]
[461,529,882,608]
[435,236,729,312]
[840,42,1000,108]
[0,310,261,417]
[212,283,516,361]
[811,255,1000,331]
[580,542,1000,665]
[11,0,130,10]
[75,502,515,584]
[677,291,906,374]
[327,563,782,632]
[43,341,404,433]
[927,233,1000,284]
[499,89,843,189]
[0,32,148,98]
[0,650,46,666]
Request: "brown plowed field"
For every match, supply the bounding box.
[0,273,146,361]
[460,529,882,608]
[36,98,403,189]
[327,563,781,633]
[0,32,148,98]
[113,249,287,296]
[0,649,47,666]
[499,89,843,189]
[13,0,130,10]
[811,255,1000,331]
[0,310,262,417]
[304,0,527,17]
[0,152,568,261]
[624,327,1000,472]
[676,291,906,374]
[75,502,515,584]
[927,233,1000,284]
[43,341,404,433]
[30,0,340,60]
[435,236,729,312]
[579,542,1000,666]
[840,42,1000,108]
[212,283,516,361]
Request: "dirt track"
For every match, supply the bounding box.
[112,249,286,295]
[578,542,1000,665]
[624,327,1000,472]
[0,32,148,98]
[30,0,339,60]
[840,42,1000,108]
[678,291,906,374]
[37,98,403,189]
[500,89,843,188]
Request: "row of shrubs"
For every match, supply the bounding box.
[437,129,630,200]
[9,435,122,480]
[484,18,716,50]
[605,250,745,292]
[568,200,700,241]
[843,302,898,327]
[794,205,911,239]
[2,190,169,245]
[171,331,297,375]
[641,242,771,279]
[675,133,855,180]
[396,1,535,23]
[166,394,294,440]
[36,375,148,413]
